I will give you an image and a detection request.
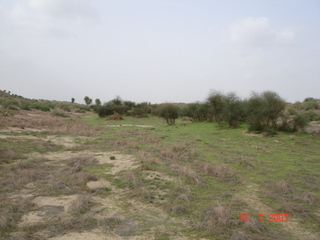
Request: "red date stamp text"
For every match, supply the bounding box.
[240,214,289,222]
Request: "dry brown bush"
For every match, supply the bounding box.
[107,113,123,120]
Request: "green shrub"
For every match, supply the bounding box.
[94,97,129,118]
[154,103,180,125]
[293,113,309,131]
[304,101,319,110]
[304,110,318,121]
[131,102,153,118]
[123,101,136,109]
[95,105,114,118]
[20,101,32,110]
[84,96,93,105]
[77,105,90,112]
[181,102,211,122]
[287,108,297,115]
[0,99,19,109]
[207,90,225,123]
[32,102,51,111]
[51,110,68,118]
[95,98,101,106]
[60,104,71,112]
[40,106,50,111]
[75,109,86,113]
[206,91,246,128]
[246,91,286,132]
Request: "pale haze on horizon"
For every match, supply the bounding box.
[0,0,319,104]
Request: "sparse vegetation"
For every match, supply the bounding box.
[0,89,319,239]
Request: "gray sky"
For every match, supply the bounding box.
[0,0,319,104]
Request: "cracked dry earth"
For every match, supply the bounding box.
[0,125,195,240]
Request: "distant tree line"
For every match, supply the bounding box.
[87,90,320,135]
[0,89,318,134]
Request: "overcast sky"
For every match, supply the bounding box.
[0,0,319,104]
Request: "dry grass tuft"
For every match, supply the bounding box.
[170,205,187,215]
[171,165,204,185]
[192,204,237,237]
[0,148,18,163]
[294,192,316,205]
[0,215,9,231]
[0,166,47,191]
[276,202,317,219]
[152,142,198,163]
[239,159,254,169]
[121,172,142,189]
[275,181,292,193]
[69,195,93,215]
[98,215,125,231]
[230,196,248,208]
[138,151,159,170]
[203,204,231,227]
[67,155,98,167]
[199,163,240,184]
[47,168,98,194]
[243,217,268,234]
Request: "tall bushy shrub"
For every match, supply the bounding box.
[182,102,211,122]
[206,91,246,128]
[132,102,153,117]
[207,90,225,123]
[84,96,92,106]
[222,92,246,128]
[94,96,128,118]
[246,91,286,132]
[154,103,180,125]
[293,113,310,132]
